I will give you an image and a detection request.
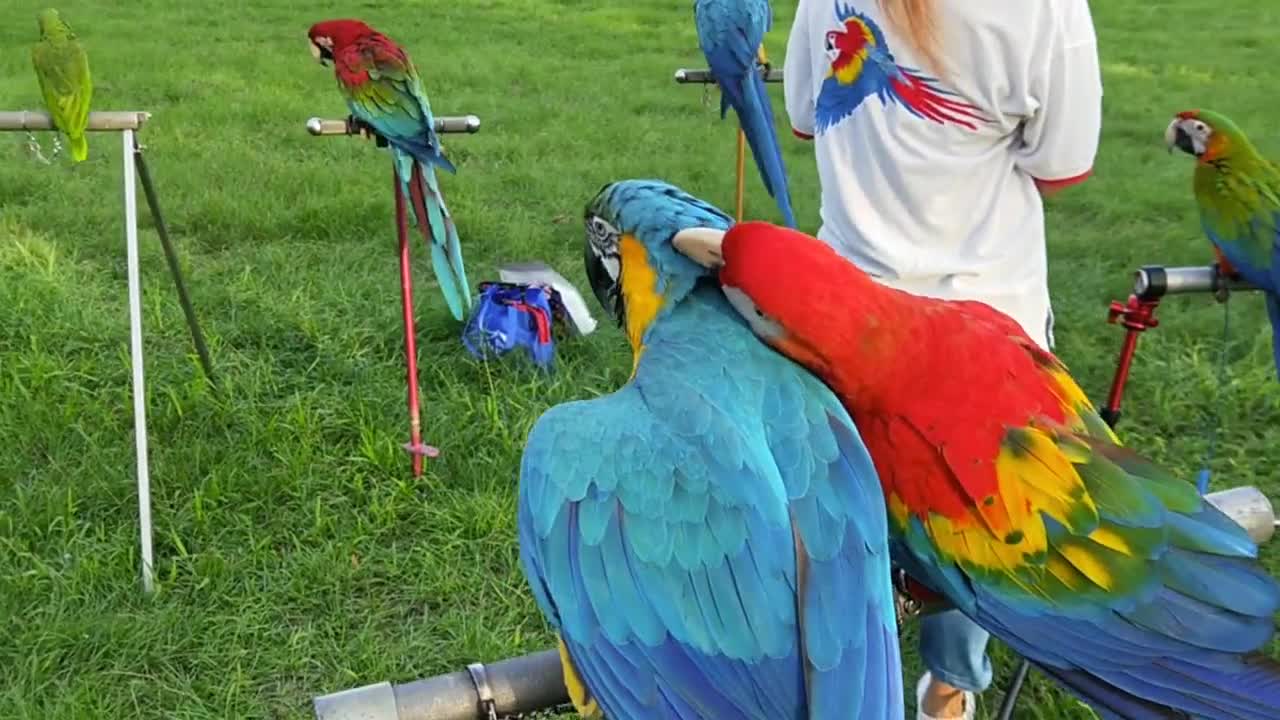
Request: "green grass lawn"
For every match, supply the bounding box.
[1,0,1277,718]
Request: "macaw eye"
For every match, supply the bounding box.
[1194,121,1208,133]
[586,216,619,250]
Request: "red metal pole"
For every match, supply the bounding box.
[393,165,439,476]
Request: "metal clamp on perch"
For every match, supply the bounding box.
[312,649,571,720]
[673,68,783,84]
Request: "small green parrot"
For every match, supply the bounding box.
[31,8,92,163]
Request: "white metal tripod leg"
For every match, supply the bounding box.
[122,129,155,593]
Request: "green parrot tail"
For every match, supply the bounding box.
[407,159,472,322]
[67,132,88,162]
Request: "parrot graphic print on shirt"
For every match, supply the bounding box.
[815,2,984,133]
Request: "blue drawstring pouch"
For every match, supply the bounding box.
[462,282,559,369]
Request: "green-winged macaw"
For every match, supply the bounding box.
[680,219,1280,720]
[516,180,903,719]
[308,19,471,321]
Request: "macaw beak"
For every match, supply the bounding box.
[309,39,333,66]
[672,227,726,269]
[1165,118,1196,156]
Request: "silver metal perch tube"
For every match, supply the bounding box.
[0,110,151,132]
[306,115,481,136]
[313,650,570,720]
[1205,486,1277,546]
[1131,265,1257,300]
[674,68,783,84]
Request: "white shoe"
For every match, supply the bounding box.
[916,672,975,720]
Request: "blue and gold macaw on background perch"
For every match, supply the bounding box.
[694,0,796,228]
[516,179,903,719]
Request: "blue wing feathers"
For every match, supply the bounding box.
[517,286,902,718]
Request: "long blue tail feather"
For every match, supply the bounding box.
[718,63,796,228]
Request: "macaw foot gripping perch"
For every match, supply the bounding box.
[306,113,481,477]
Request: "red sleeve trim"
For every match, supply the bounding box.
[792,128,814,141]
[1033,168,1092,195]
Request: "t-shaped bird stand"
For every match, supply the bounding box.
[1,109,218,594]
[674,66,783,222]
[306,114,481,477]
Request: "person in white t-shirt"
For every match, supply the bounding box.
[783,1,1102,718]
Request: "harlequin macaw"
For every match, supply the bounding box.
[675,220,1280,720]
[308,19,471,321]
[1166,109,1280,380]
[694,0,796,228]
[516,180,903,719]
[31,8,92,163]
[816,3,985,133]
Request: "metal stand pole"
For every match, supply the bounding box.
[393,165,438,477]
[132,137,217,389]
[307,114,479,477]
[122,129,155,594]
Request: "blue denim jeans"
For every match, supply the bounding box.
[919,609,993,693]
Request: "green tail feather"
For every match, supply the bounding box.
[67,132,87,162]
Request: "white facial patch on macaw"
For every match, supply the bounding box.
[310,36,332,63]
[1166,117,1212,156]
[586,216,621,281]
[722,285,785,340]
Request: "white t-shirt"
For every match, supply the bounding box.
[784,0,1102,349]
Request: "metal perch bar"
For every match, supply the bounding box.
[674,68,783,84]
[0,110,150,131]
[1132,264,1258,300]
[313,649,572,720]
[306,115,482,137]
[310,487,1275,719]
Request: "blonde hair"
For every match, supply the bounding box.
[878,0,944,76]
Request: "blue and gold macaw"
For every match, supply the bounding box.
[308,19,471,321]
[694,0,796,228]
[517,180,903,719]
